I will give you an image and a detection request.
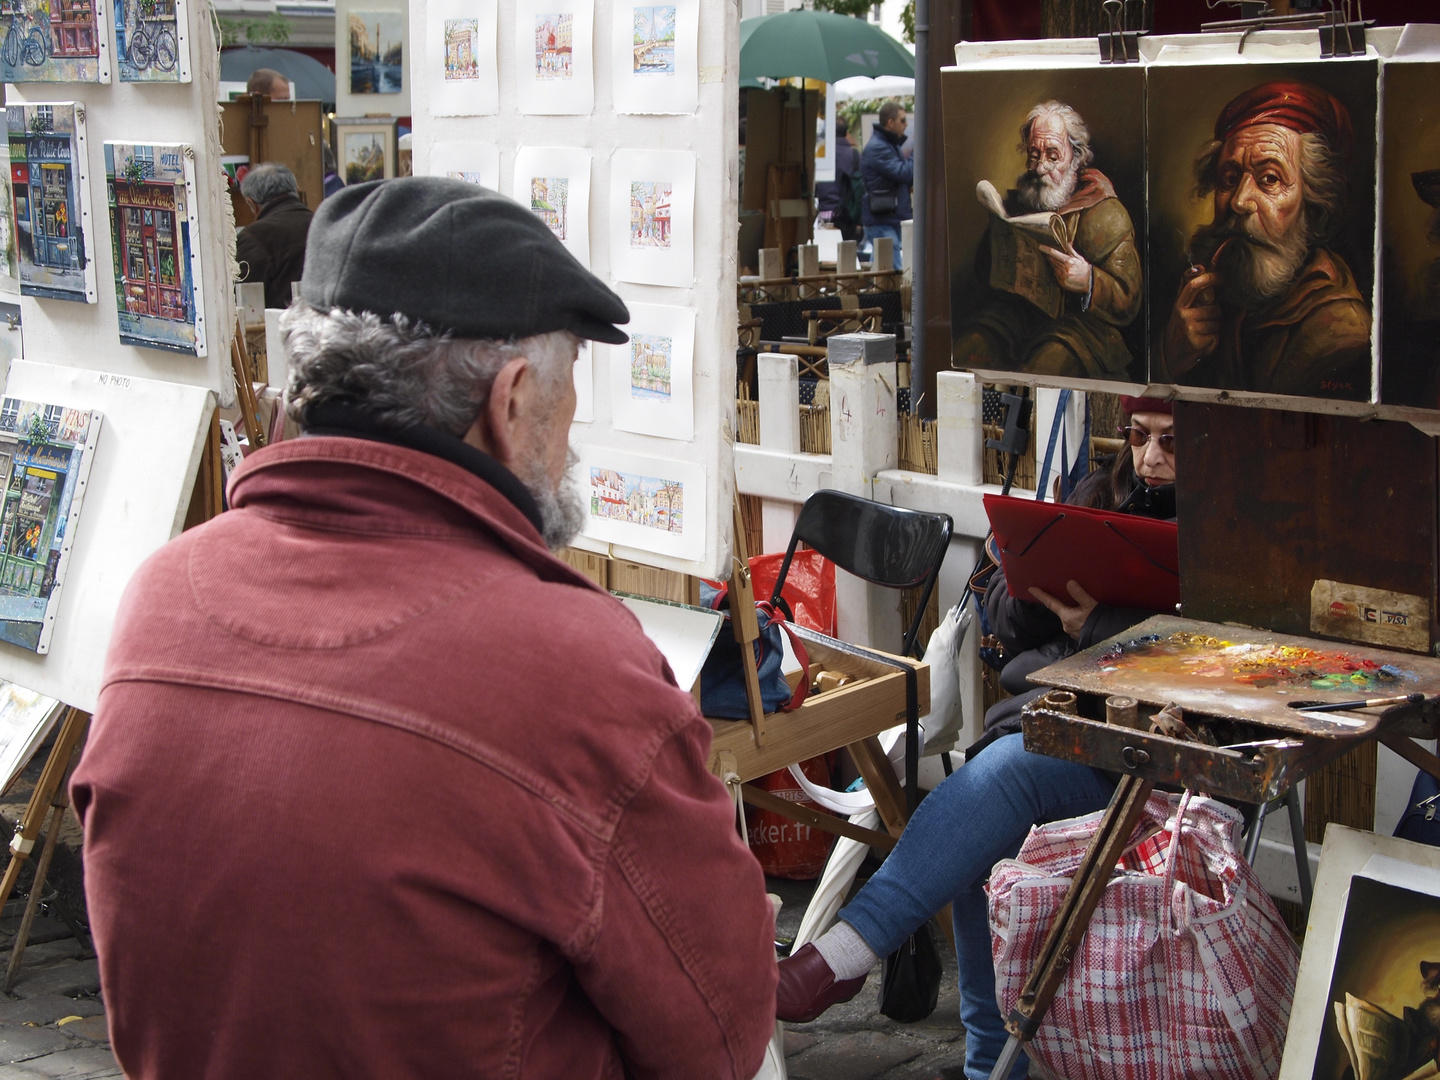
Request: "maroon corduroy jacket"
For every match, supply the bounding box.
[72,435,778,1080]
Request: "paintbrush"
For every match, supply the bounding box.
[1286,692,1425,712]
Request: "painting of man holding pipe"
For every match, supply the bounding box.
[1154,80,1373,399]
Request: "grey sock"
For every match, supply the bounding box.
[812,920,879,981]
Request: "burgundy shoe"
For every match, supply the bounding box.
[775,943,867,1023]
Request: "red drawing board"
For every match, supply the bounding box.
[983,493,1180,612]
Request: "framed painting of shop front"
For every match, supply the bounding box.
[103,141,206,355]
[6,102,96,304]
[0,399,101,654]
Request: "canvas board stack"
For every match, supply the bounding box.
[942,24,1440,417]
[409,0,736,579]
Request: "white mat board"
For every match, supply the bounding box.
[0,360,212,712]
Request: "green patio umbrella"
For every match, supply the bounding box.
[739,9,915,84]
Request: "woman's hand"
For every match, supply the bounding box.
[1028,580,1099,641]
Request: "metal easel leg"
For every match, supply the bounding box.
[1286,786,1313,918]
[1243,797,1271,865]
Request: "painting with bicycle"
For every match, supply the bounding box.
[0,0,108,83]
[114,0,187,82]
[104,142,206,355]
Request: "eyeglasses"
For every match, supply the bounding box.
[1117,426,1175,453]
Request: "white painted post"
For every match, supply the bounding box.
[797,244,819,298]
[935,371,985,746]
[836,240,857,277]
[759,247,784,283]
[829,333,902,650]
[757,351,802,553]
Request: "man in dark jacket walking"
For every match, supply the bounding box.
[236,162,313,308]
[860,100,913,269]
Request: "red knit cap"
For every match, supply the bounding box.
[1121,395,1172,415]
[1213,81,1353,161]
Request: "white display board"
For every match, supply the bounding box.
[410,0,738,578]
[7,11,235,404]
[0,360,212,713]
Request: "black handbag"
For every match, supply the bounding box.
[867,189,898,216]
[877,922,942,1022]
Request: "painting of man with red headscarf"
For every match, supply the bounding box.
[1154,79,1373,399]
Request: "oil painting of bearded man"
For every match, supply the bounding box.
[953,100,1143,380]
[1155,81,1373,399]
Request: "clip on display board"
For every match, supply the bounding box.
[983,493,1179,612]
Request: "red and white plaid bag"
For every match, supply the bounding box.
[987,791,1298,1080]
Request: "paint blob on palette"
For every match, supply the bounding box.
[1096,631,1419,693]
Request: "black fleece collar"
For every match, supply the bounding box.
[299,402,545,535]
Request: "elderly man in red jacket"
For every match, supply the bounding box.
[71,177,779,1080]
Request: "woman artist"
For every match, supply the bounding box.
[774,396,1177,1080]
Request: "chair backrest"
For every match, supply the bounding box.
[770,489,952,657]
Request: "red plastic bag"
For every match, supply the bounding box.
[748,551,837,636]
[746,755,837,880]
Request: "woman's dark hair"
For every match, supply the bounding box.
[1068,451,1136,512]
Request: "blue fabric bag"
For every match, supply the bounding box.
[698,582,810,720]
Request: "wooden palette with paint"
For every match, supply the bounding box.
[1025,616,1440,804]
[1034,615,1440,737]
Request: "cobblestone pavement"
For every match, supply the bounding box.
[0,913,117,1080]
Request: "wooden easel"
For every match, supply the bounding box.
[714,491,919,849]
[0,706,90,991]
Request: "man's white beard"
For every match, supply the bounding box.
[516,444,586,552]
[1192,213,1311,308]
[1016,158,1081,214]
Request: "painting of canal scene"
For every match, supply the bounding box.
[590,467,683,535]
[0,0,106,83]
[630,181,671,248]
[632,5,674,75]
[630,333,671,399]
[7,103,95,303]
[104,142,205,356]
[534,13,570,79]
[0,398,102,654]
[442,17,477,80]
[115,0,185,83]
[530,176,567,241]
[349,10,402,95]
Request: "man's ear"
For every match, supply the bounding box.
[466,356,531,466]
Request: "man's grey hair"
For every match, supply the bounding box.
[1019,101,1094,170]
[281,300,576,436]
[1193,130,1347,246]
[240,162,299,208]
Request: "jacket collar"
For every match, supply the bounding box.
[300,402,544,535]
[226,431,600,594]
[256,194,309,220]
[876,125,905,148]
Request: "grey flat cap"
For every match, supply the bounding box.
[300,176,629,344]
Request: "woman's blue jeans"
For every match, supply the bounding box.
[838,733,1116,1080]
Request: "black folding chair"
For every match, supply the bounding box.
[769,490,953,813]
